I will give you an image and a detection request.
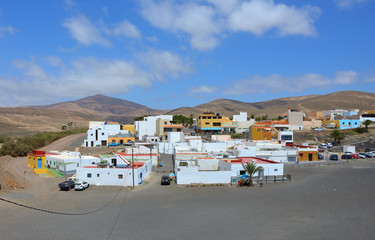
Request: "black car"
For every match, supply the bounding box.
[341,154,352,159]
[330,154,339,161]
[318,153,324,160]
[58,180,75,191]
[161,176,170,185]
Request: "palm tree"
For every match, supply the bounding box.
[241,162,263,186]
[330,129,344,145]
[362,120,373,132]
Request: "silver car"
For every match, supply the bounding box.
[75,181,89,191]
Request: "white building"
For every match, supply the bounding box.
[135,115,173,140]
[76,160,152,186]
[233,112,248,122]
[46,151,100,174]
[175,157,284,185]
[84,122,131,147]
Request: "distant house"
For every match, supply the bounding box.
[197,112,231,134]
[339,118,360,130]
[84,121,134,147]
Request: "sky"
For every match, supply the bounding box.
[0,0,374,110]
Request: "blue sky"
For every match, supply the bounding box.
[0,0,374,110]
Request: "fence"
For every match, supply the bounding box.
[231,174,291,185]
[286,161,346,168]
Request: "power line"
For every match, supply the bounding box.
[0,183,125,216]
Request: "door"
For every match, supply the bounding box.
[37,158,42,168]
[308,154,313,161]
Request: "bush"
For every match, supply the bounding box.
[0,128,88,157]
[0,141,32,157]
[353,128,365,134]
[0,134,11,143]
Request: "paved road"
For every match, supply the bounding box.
[40,133,86,151]
[1,159,375,240]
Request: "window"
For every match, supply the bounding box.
[179,162,188,167]
[213,122,221,126]
[274,169,278,172]
[118,174,123,179]
[97,174,100,177]
[87,173,92,178]
[281,135,292,140]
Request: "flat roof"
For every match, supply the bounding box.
[227,157,280,164]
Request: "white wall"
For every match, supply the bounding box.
[233,112,247,122]
[76,160,152,186]
[202,143,227,153]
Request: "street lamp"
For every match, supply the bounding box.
[23,171,26,189]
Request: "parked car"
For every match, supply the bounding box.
[351,153,359,159]
[108,142,119,146]
[319,143,327,149]
[161,176,170,185]
[365,148,375,152]
[341,154,352,159]
[327,142,333,148]
[314,127,324,131]
[358,153,367,159]
[318,153,324,160]
[75,181,89,191]
[58,180,75,191]
[364,152,375,158]
[330,154,339,161]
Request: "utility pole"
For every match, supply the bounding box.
[132,147,135,190]
[23,171,26,189]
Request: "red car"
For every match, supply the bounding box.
[351,153,359,159]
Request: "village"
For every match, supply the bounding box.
[24,108,375,189]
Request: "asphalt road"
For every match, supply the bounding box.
[1,159,375,240]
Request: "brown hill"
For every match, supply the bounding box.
[29,94,167,117]
[0,108,95,136]
[167,91,375,118]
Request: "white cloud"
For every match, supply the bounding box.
[333,71,358,84]
[223,71,357,95]
[189,85,217,93]
[0,25,17,37]
[141,0,222,50]
[140,0,320,50]
[138,50,192,80]
[0,57,154,106]
[107,20,141,39]
[334,0,373,8]
[228,0,320,36]
[62,15,111,47]
[103,6,108,16]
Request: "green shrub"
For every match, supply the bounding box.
[353,128,365,134]
[0,128,87,157]
[0,141,32,157]
[0,134,11,143]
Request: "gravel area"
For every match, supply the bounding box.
[1,159,375,240]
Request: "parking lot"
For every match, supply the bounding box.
[1,159,375,240]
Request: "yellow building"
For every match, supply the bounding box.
[27,150,47,169]
[108,134,135,145]
[250,126,279,141]
[297,146,319,162]
[197,112,232,134]
[121,124,135,135]
[322,120,339,129]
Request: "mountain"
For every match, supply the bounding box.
[1,91,374,136]
[28,94,168,117]
[167,91,375,118]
